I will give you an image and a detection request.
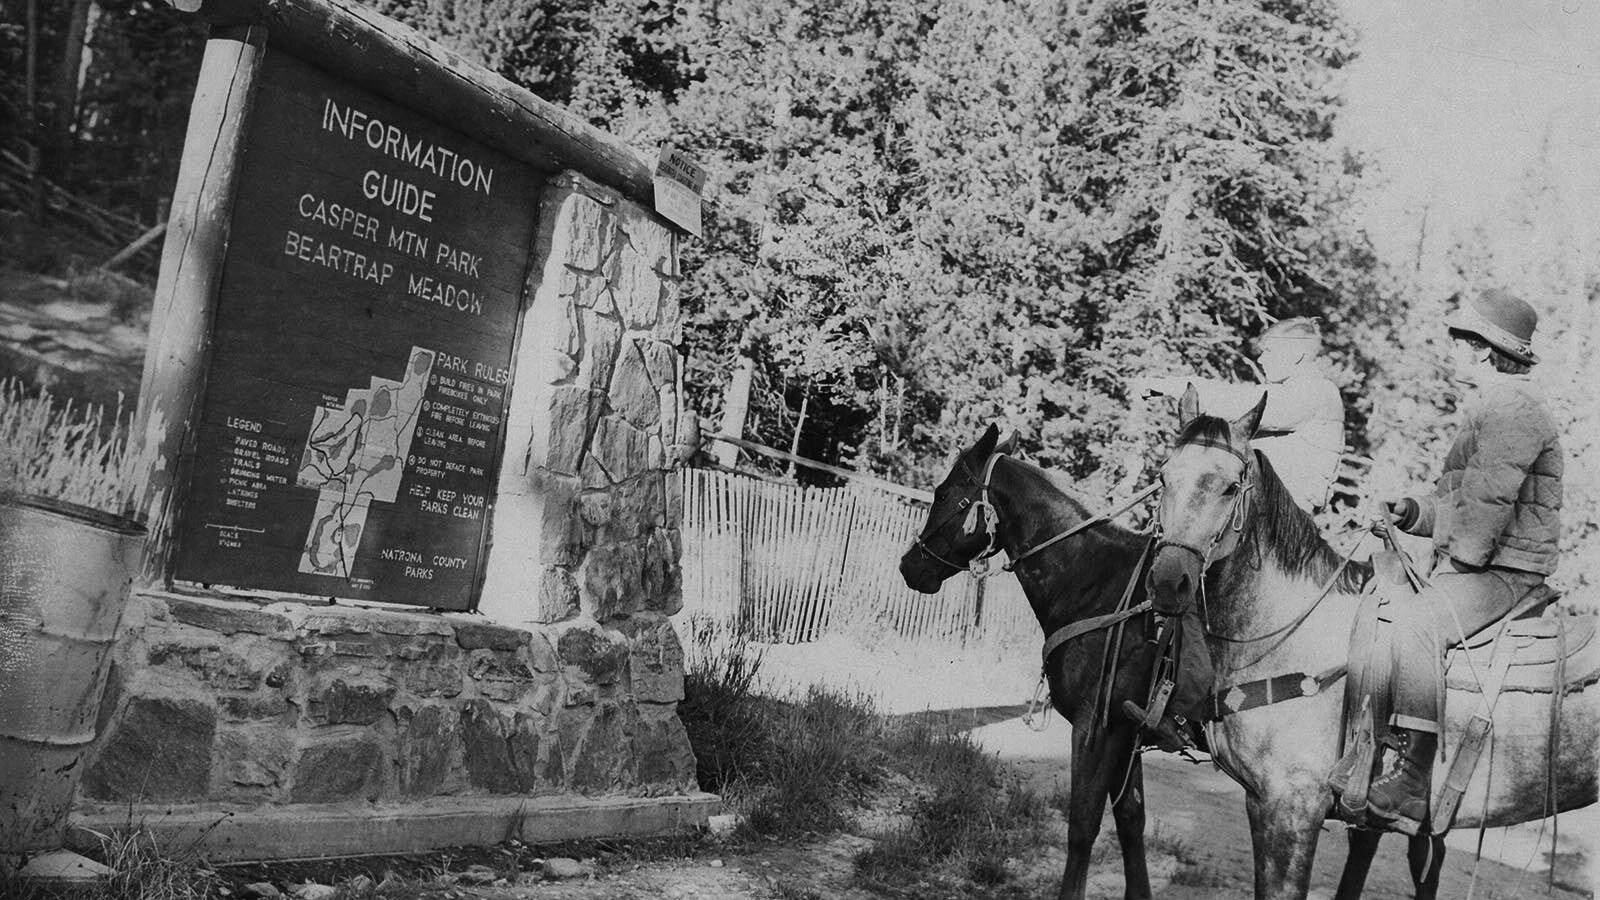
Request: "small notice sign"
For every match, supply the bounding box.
[653,144,706,237]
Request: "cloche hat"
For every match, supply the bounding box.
[1447,289,1539,366]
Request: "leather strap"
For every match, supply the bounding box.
[1040,536,1156,665]
[1041,600,1153,664]
[1006,483,1159,571]
[1202,663,1348,721]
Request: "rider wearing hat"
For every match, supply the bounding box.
[1360,288,1564,827]
[1138,317,1345,513]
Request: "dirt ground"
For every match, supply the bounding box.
[407,709,1592,900]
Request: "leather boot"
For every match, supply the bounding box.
[1366,727,1437,829]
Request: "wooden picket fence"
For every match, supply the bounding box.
[678,467,1036,648]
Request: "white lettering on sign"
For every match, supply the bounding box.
[362,170,436,223]
[284,230,395,284]
[406,273,482,316]
[298,193,380,242]
[321,98,495,196]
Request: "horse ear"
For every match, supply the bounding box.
[1231,391,1267,443]
[995,429,1019,455]
[1177,383,1201,428]
[973,424,1000,458]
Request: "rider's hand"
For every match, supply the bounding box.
[1370,497,1418,538]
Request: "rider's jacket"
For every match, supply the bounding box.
[1401,373,1563,576]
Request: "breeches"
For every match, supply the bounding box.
[1385,560,1543,731]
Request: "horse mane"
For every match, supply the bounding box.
[1004,456,1146,554]
[1177,415,1368,592]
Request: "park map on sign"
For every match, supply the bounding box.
[295,346,435,578]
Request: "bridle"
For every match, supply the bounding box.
[912,451,1006,576]
[1152,438,1256,573]
[914,450,1157,577]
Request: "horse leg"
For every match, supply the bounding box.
[1105,725,1152,900]
[1057,726,1114,900]
[1332,828,1381,900]
[1407,834,1445,900]
[1245,786,1326,900]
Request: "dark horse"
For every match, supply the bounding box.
[1146,388,1599,900]
[898,425,1162,899]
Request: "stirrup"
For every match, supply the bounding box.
[1021,673,1051,732]
[1120,700,1194,752]
[1369,808,1425,836]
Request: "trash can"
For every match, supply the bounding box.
[0,493,145,854]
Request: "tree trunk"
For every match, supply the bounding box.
[785,381,810,479]
[43,0,92,181]
[25,0,44,219]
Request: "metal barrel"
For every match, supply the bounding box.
[0,493,145,853]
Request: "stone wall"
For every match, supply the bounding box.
[81,594,693,807]
[480,171,692,625]
[74,172,708,856]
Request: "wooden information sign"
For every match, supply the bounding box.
[169,51,540,610]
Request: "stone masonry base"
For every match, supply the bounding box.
[68,792,719,863]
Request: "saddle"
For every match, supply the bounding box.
[1446,595,1600,693]
[1333,560,1595,834]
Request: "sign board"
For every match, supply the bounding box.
[653,144,706,237]
[170,51,540,610]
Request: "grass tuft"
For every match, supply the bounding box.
[0,826,226,900]
[679,616,889,840]
[855,723,1050,896]
[0,379,137,513]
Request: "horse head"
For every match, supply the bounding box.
[898,423,1017,593]
[1146,384,1266,615]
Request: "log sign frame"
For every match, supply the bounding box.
[166,49,539,610]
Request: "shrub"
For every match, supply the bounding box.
[677,616,774,793]
[678,616,1053,893]
[856,721,1050,895]
[742,685,886,838]
[679,617,888,840]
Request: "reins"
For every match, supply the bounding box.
[1213,532,1362,651]
[917,448,1163,733]
[1005,483,1160,572]
[1153,447,1350,654]
[1154,444,1365,722]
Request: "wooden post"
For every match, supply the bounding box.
[714,351,755,469]
[130,25,267,585]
